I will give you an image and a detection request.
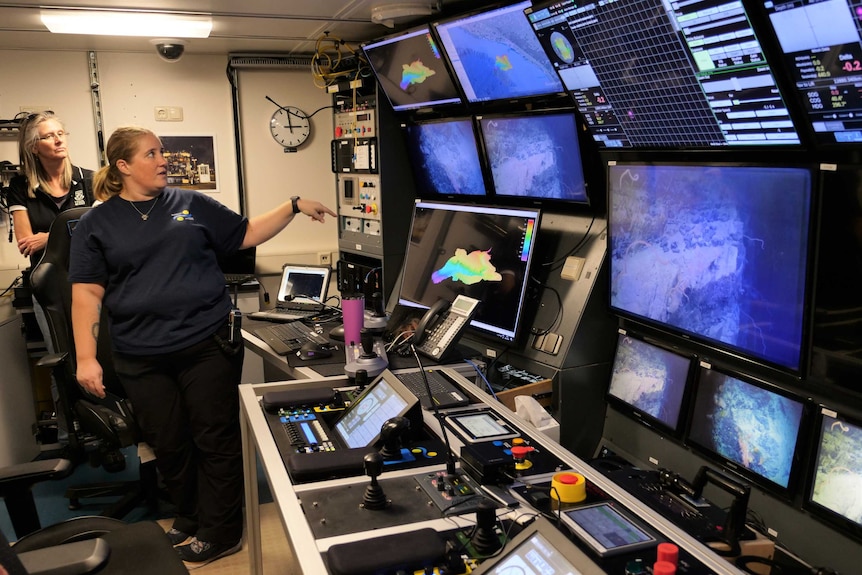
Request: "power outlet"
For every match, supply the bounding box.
[317,252,332,267]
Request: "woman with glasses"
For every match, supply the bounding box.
[7,111,95,446]
[7,111,95,264]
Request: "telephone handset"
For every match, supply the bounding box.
[412,295,481,362]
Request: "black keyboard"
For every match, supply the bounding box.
[252,321,328,356]
[395,370,470,409]
[224,274,255,285]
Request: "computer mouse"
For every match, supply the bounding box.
[298,342,334,361]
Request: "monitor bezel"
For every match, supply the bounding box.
[684,362,812,501]
[401,115,492,200]
[605,328,696,439]
[476,107,592,207]
[802,404,862,542]
[360,25,464,113]
[397,199,542,344]
[432,0,567,108]
[606,159,819,376]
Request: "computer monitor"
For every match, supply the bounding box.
[361,26,462,112]
[434,1,564,105]
[608,162,816,373]
[762,0,862,146]
[606,330,694,437]
[525,0,801,148]
[397,200,540,343]
[686,364,809,498]
[478,110,588,204]
[402,117,488,198]
[805,405,862,541]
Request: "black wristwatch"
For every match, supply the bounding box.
[290,196,300,215]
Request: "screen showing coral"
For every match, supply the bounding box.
[806,406,862,540]
[608,162,814,372]
[403,117,488,197]
[362,26,462,112]
[687,366,807,494]
[397,200,540,342]
[479,111,588,203]
[434,1,563,104]
[606,332,693,435]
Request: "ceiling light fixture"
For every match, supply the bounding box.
[40,9,212,38]
[370,3,436,28]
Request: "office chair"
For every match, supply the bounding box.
[28,207,161,522]
[0,515,188,574]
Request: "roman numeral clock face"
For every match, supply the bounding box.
[270,106,310,151]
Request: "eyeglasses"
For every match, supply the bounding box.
[37,130,68,142]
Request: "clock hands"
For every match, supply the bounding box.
[266,96,306,133]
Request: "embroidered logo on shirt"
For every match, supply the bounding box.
[172,210,195,222]
[73,190,86,206]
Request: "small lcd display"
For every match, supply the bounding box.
[435,1,563,103]
[445,411,518,443]
[334,375,415,449]
[479,112,588,203]
[807,407,862,540]
[606,332,692,435]
[403,118,487,197]
[362,27,462,112]
[560,502,657,557]
[687,366,807,493]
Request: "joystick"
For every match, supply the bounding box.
[470,499,502,555]
[361,451,389,510]
[344,328,388,379]
[379,416,410,460]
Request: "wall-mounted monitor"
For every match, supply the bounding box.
[434,1,564,105]
[805,405,862,541]
[478,110,588,204]
[762,0,862,146]
[608,162,816,373]
[606,330,694,437]
[525,0,801,148]
[361,26,462,112]
[402,117,488,198]
[687,364,809,498]
[397,200,540,343]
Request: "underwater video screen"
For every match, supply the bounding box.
[808,409,862,535]
[403,118,487,197]
[688,368,806,490]
[608,163,814,372]
[606,333,692,433]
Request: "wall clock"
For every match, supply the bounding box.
[270,106,310,151]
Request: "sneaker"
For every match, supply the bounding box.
[166,528,192,546]
[177,537,242,568]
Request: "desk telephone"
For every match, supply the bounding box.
[413,295,480,361]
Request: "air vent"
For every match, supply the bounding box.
[229,53,314,69]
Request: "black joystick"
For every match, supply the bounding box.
[360,328,377,358]
[361,451,388,510]
[471,499,502,555]
[379,416,410,460]
[355,369,369,392]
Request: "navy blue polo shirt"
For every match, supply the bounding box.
[69,187,248,355]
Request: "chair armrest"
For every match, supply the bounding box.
[36,352,69,370]
[17,538,110,575]
[0,459,71,487]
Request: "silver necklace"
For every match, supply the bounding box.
[129,196,159,221]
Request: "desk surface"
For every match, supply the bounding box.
[239,369,747,575]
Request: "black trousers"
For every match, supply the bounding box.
[113,324,244,544]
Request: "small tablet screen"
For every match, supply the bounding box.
[561,502,657,557]
[446,411,519,443]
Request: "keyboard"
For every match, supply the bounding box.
[252,321,328,356]
[395,370,470,409]
[224,274,256,285]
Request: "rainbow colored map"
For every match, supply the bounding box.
[432,248,502,285]
[400,60,436,91]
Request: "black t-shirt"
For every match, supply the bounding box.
[69,187,248,355]
[7,166,95,265]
